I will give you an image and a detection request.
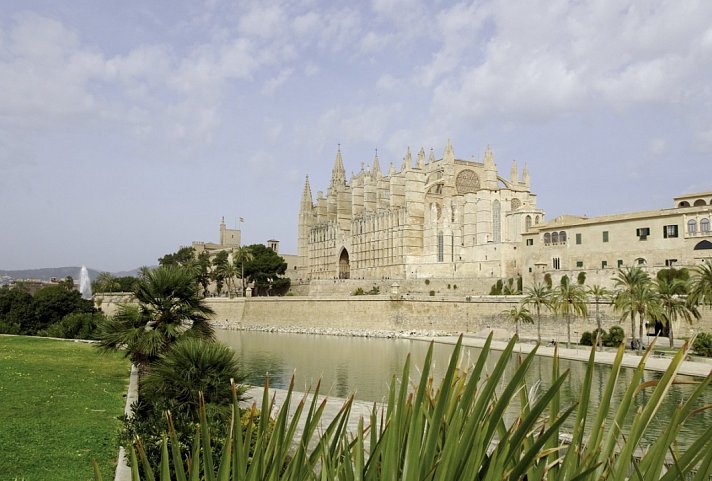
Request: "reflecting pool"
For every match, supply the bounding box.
[216,330,712,449]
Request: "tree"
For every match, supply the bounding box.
[553,276,588,348]
[0,286,36,334]
[194,251,212,297]
[96,265,215,366]
[587,285,609,351]
[242,244,290,296]
[232,246,255,296]
[690,259,712,307]
[502,305,533,339]
[655,270,700,348]
[211,250,230,296]
[92,272,120,293]
[613,267,650,349]
[32,284,95,334]
[522,283,552,343]
[158,246,196,267]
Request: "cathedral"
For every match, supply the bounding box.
[297,141,544,281]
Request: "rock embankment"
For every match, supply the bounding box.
[210,320,452,339]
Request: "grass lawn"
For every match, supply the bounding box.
[0,335,130,481]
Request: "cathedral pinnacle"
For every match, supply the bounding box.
[416,147,424,169]
[402,146,412,171]
[331,145,346,186]
[484,145,495,168]
[372,149,381,177]
[510,160,518,183]
[428,148,436,165]
[444,139,455,163]
[300,175,313,209]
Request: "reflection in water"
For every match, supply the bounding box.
[216,330,712,449]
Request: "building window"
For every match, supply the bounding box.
[617,259,623,267]
[525,215,532,231]
[552,231,559,245]
[665,259,678,267]
[601,260,608,269]
[553,257,561,270]
[544,233,551,245]
[437,232,444,262]
[688,219,698,234]
[663,225,678,238]
[526,238,534,246]
[602,231,609,242]
[560,231,567,244]
[702,218,710,233]
[492,200,501,243]
[636,257,647,266]
[576,261,583,268]
[636,227,650,240]
[575,233,582,245]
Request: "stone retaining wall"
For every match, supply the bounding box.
[95,294,712,344]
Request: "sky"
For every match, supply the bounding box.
[1,0,711,273]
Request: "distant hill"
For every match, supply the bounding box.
[0,266,146,282]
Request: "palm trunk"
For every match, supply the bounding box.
[638,313,644,355]
[536,306,541,343]
[566,313,571,349]
[630,313,635,348]
[669,320,675,348]
[596,301,602,351]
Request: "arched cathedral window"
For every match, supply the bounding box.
[492,200,501,243]
[437,232,444,262]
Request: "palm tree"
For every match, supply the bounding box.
[587,285,609,350]
[553,276,588,348]
[96,265,215,366]
[655,274,700,348]
[690,259,712,307]
[233,246,255,296]
[522,283,552,343]
[613,267,649,349]
[211,251,230,296]
[502,305,533,339]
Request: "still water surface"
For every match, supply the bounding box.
[216,330,712,448]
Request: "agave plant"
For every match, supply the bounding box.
[96,334,712,481]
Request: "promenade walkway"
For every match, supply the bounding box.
[409,334,712,378]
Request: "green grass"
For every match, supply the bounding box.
[0,335,130,481]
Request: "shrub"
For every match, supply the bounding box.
[429,290,435,296]
[125,338,248,471]
[45,312,104,340]
[352,287,365,296]
[693,332,712,357]
[424,279,430,285]
[605,325,626,347]
[447,284,451,289]
[577,272,586,285]
[367,286,380,295]
[544,273,552,288]
[580,331,593,346]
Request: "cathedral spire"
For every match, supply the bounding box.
[389,162,396,176]
[428,147,436,165]
[443,139,455,163]
[402,146,412,171]
[522,162,530,187]
[484,145,495,168]
[416,147,425,169]
[510,160,518,183]
[372,149,381,177]
[300,175,313,209]
[331,145,346,186]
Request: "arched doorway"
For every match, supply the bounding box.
[339,249,350,279]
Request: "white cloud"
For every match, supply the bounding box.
[425,0,712,126]
[261,68,293,95]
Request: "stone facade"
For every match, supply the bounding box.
[521,192,712,289]
[297,142,544,282]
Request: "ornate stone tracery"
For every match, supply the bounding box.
[455,169,480,194]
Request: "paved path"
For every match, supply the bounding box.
[408,335,712,378]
